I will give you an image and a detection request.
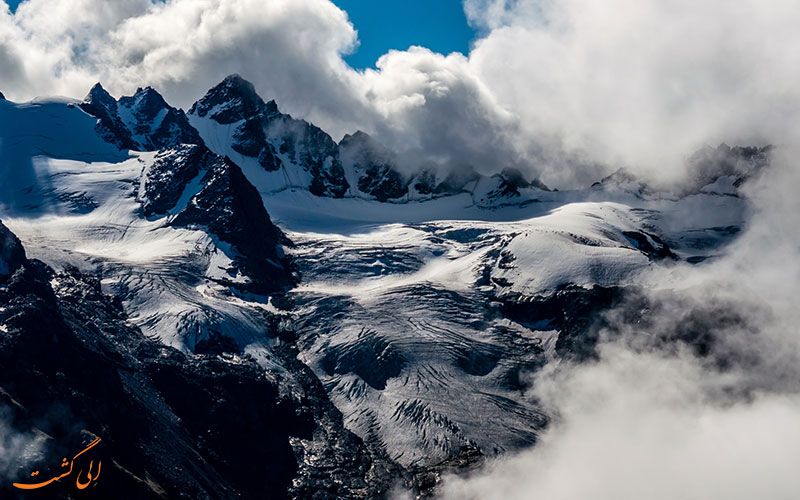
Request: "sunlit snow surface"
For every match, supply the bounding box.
[260,189,746,465]
[0,99,279,352]
[0,98,748,466]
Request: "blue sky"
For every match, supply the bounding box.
[5,0,475,69]
[332,0,475,68]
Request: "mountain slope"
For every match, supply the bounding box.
[0,78,768,497]
[81,83,203,151]
[0,225,395,499]
[188,75,553,205]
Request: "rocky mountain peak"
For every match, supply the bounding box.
[189,74,267,124]
[81,83,203,151]
[139,144,294,293]
[264,98,280,118]
[683,143,771,195]
[591,168,650,195]
[80,83,137,150]
[339,130,371,146]
[497,167,531,188]
[499,167,550,192]
[118,86,170,122]
[84,82,115,107]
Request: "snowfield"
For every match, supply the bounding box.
[0,93,753,467]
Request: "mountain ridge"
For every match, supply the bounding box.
[0,75,774,498]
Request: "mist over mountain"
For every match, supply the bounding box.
[0,73,791,498]
[2,0,795,188]
[1,1,799,499]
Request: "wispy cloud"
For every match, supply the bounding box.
[2,0,798,186]
[436,147,800,498]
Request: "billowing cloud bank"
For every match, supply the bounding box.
[2,0,799,186]
[436,147,800,498]
[2,1,800,497]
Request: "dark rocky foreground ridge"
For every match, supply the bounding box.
[0,224,400,499]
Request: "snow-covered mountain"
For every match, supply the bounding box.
[0,76,768,498]
[188,74,556,205]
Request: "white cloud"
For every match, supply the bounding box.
[438,347,800,500]
[360,47,526,173]
[0,0,368,134]
[464,0,800,184]
[2,0,799,186]
[436,147,800,498]
[0,407,44,481]
[2,1,800,497]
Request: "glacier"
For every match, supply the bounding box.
[0,76,766,498]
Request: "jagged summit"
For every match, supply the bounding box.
[339,130,371,144]
[189,73,269,124]
[479,167,551,201]
[84,82,113,103]
[0,90,5,101]
[683,143,770,195]
[70,75,564,205]
[118,86,170,122]
[590,144,771,198]
[339,130,408,201]
[189,75,351,197]
[80,82,137,150]
[188,76,550,204]
[81,82,202,151]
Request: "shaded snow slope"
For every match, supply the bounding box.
[0,84,758,473]
[0,98,290,351]
[258,186,748,465]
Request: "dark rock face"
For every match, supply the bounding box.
[292,123,349,198]
[171,153,291,293]
[498,167,550,193]
[138,145,205,216]
[340,131,409,202]
[189,74,267,124]
[496,285,631,361]
[496,282,765,375]
[0,228,398,499]
[0,221,26,277]
[80,84,203,152]
[0,91,5,100]
[139,144,295,293]
[190,75,350,197]
[434,166,481,195]
[412,165,535,200]
[477,167,551,205]
[231,118,283,171]
[684,143,771,194]
[412,170,437,195]
[622,231,678,261]
[118,87,170,124]
[80,83,138,150]
[118,87,204,150]
[357,164,407,202]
